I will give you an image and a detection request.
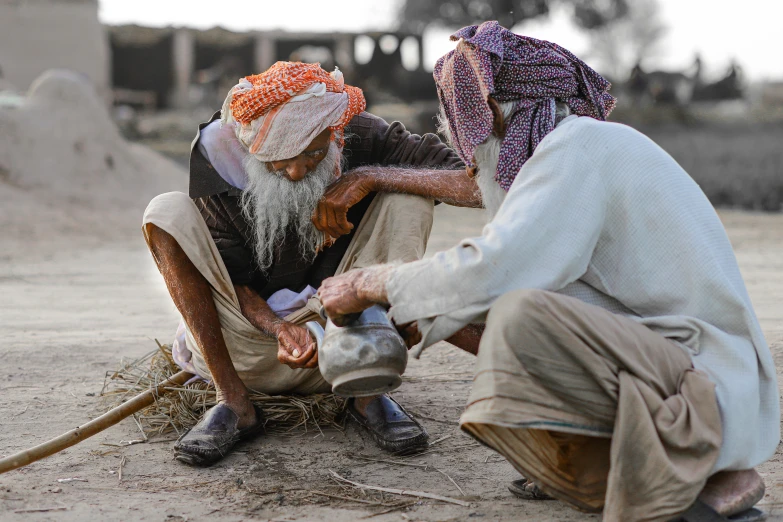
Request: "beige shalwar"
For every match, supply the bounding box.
[142,190,432,394]
[461,289,722,522]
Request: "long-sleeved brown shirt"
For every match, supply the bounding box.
[188,111,463,300]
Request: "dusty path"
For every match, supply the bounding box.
[1,204,782,521]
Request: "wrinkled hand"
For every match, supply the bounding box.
[312,170,374,238]
[319,269,378,326]
[276,322,318,369]
[395,321,422,350]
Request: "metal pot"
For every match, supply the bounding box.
[305,305,407,397]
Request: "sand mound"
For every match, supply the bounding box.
[0,69,187,243]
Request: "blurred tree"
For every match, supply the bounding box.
[398,0,630,35]
[580,0,667,80]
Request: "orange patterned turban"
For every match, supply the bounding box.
[220,61,366,162]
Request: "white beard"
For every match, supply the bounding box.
[439,103,514,221]
[473,135,507,221]
[240,142,341,273]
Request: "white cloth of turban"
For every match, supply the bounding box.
[220,73,350,162]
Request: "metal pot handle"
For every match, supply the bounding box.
[305,321,325,349]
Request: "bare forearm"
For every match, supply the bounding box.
[234,285,283,337]
[353,166,482,208]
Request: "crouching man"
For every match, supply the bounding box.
[143,62,482,465]
[319,23,778,522]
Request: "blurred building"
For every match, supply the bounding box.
[107,25,433,112]
[0,0,110,96]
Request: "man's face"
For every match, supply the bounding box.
[240,137,341,273]
[266,128,333,182]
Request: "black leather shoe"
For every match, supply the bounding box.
[173,403,265,466]
[347,395,429,455]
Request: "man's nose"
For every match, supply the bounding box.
[285,159,310,181]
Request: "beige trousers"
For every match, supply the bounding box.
[460,289,722,522]
[142,191,433,394]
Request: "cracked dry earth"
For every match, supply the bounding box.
[1,204,782,522]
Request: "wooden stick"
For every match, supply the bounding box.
[0,370,192,475]
[328,470,470,507]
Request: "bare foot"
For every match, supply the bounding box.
[698,469,765,517]
[352,395,379,416]
[221,399,257,429]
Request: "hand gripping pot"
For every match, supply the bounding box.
[305,305,408,397]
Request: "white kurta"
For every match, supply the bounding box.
[387,115,779,472]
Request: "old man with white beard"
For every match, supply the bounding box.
[142,62,482,465]
[319,22,778,522]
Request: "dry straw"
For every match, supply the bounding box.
[100,342,347,438]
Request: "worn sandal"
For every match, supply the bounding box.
[173,403,265,466]
[508,478,555,500]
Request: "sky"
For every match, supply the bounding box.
[98,0,783,82]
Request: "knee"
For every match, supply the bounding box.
[143,191,194,257]
[144,223,189,276]
[490,289,554,323]
[147,191,192,210]
[377,192,434,218]
[145,223,178,254]
[484,289,559,342]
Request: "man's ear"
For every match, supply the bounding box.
[487,96,507,139]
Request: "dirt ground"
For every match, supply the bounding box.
[1,201,782,522]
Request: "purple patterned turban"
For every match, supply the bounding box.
[434,21,616,190]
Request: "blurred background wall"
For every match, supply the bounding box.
[0,0,110,96]
[1,0,781,210]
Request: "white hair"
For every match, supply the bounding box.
[240,142,341,273]
[474,135,506,220]
[442,100,571,220]
[436,105,452,147]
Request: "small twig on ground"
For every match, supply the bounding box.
[12,405,29,418]
[428,434,453,446]
[14,506,69,513]
[311,491,388,506]
[328,470,470,507]
[118,455,126,483]
[119,439,146,446]
[131,415,148,441]
[329,475,352,493]
[244,486,307,497]
[162,479,219,491]
[352,455,429,469]
[154,338,177,369]
[435,468,465,496]
[56,478,87,483]
[363,500,419,518]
